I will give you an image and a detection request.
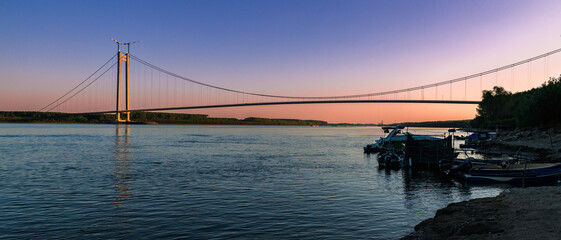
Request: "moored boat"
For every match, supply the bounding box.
[464,163,561,184]
[451,160,561,184]
[459,130,496,149]
[364,125,440,154]
[377,150,403,169]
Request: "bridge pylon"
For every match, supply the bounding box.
[112,38,137,123]
[116,51,130,122]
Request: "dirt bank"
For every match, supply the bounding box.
[483,129,561,162]
[402,186,561,239]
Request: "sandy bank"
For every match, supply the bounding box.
[402,186,561,239]
[484,129,561,162]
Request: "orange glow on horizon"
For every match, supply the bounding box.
[178,103,478,124]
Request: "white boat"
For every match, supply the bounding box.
[364,125,440,153]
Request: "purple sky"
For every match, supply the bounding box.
[1,0,561,123]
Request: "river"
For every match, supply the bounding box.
[0,123,504,239]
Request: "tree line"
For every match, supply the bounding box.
[471,75,561,129]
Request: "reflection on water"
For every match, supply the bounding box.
[111,124,133,238]
[114,125,131,208]
[401,169,473,209]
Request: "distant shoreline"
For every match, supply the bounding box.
[0,111,470,127]
[0,111,329,126]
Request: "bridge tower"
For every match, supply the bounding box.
[112,39,138,123]
[116,51,130,122]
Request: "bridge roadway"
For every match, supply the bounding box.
[83,99,481,115]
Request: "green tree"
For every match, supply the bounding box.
[475,86,514,125]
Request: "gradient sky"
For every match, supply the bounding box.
[1,0,561,123]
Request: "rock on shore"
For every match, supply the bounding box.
[402,186,561,240]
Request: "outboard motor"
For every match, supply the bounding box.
[449,158,473,176]
[438,159,453,171]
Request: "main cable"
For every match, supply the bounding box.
[131,47,561,100]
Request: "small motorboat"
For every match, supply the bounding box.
[459,130,496,149]
[453,159,561,184]
[378,151,403,169]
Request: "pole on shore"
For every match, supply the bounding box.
[522,160,527,188]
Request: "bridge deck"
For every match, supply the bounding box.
[82,99,480,114]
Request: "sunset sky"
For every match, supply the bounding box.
[1,0,561,123]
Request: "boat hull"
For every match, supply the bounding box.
[463,167,561,184]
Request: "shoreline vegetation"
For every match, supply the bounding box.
[470,75,561,130]
[0,111,471,127]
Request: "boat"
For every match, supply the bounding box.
[464,163,561,184]
[377,150,403,169]
[364,125,440,154]
[454,135,467,140]
[459,130,496,149]
[448,158,561,184]
[440,154,515,174]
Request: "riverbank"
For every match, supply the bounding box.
[484,129,561,162]
[402,186,561,239]
[403,129,561,239]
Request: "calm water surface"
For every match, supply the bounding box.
[0,123,504,239]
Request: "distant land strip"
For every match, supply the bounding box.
[0,111,474,127]
[0,111,329,126]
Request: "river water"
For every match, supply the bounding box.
[0,123,504,239]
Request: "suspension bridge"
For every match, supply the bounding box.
[38,43,561,123]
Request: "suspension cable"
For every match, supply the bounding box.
[39,53,117,111]
[45,63,117,112]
